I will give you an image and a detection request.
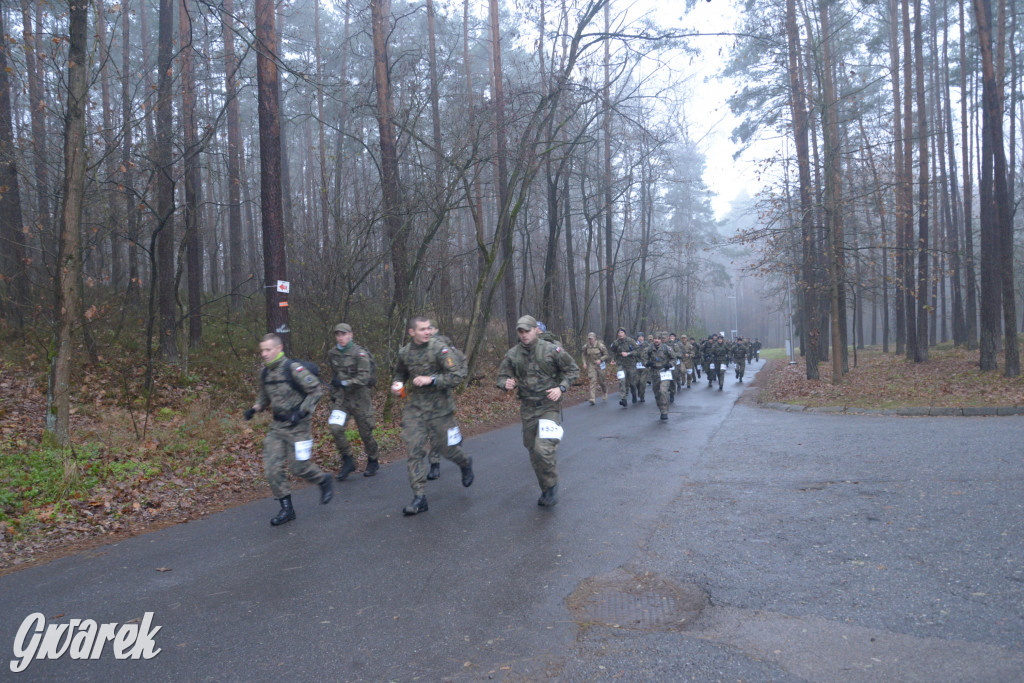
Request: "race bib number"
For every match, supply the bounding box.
[447,426,462,446]
[675,359,681,366]
[616,370,626,380]
[687,368,694,376]
[719,363,727,370]
[295,440,313,461]
[537,419,563,440]
[328,410,348,426]
[635,362,644,370]
[600,362,606,370]
[659,369,673,382]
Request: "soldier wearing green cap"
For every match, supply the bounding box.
[326,323,380,480]
[581,332,610,404]
[497,315,579,507]
[391,316,475,516]
[245,333,333,526]
[642,331,677,420]
[609,327,640,406]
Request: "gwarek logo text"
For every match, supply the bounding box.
[10,612,161,673]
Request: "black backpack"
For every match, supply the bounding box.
[262,358,321,394]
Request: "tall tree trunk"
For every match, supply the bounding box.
[819,0,844,382]
[156,0,178,361]
[180,0,202,348]
[787,0,819,378]
[121,1,140,304]
[21,0,52,286]
[943,0,966,346]
[97,0,122,292]
[489,0,517,344]
[255,0,290,341]
[48,0,89,445]
[961,0,979,347]
[602,0,615,341]
[973,0,1020,375]
[0,5,27,326]
[914,0,929,361]
[901,0,917,360]
[371,0,410,325]
[223,0,245,312]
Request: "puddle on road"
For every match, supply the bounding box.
[567,567,708,632]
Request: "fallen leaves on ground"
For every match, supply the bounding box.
[759,345,1024,409]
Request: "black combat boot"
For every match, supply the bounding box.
[427,462,441,480]
[669,392,675,403]
[537,484,559,507]
[363,459,379,477]
[319,475,334,504]
[460,458,474,487]
[403,495,428,516]
[660,412,668,421]
[619,396,627,407]
[336,455,356,481]
[270,495,296,526]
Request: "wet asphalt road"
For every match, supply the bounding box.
[1,362,1022,682]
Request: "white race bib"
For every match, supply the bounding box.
[635,362,644,369]
[295,440,313,461]
[687,369,694,376]
[447,426,462,446]
[719,363,727,370]
[537,419,563,440]
[616,370,625,380]
[600,362,606,370]
[659,369,673,382]
[328,409,348,426]
[675,359,681,366]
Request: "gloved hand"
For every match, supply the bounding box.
[288,409,308,427]
[331,377,343,388]
[243,408,256,421]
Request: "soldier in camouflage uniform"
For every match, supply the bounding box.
[245,333,333,526]
[424,323,462,480]
[732,336,749,382]
[497,315,580,507]
[326,323,380,481]
[609,328,640,406]
[581,332,610,404]
[667,333,682,398]
[708,334,730,390]
[391,316,474,516]
[679,334,695,388]
[643,331,678,420]
[632,333,648,403]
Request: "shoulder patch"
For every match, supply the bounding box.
[358,352,366,356]
[556,347,563,353]
[441,348,449,353]
[294,365,304,372]
[304,376,315,384]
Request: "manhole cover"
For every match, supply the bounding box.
[567,568,707,632]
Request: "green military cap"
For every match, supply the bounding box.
[587,332,596,339]
[333,323,352,334]
[516,315,538,330]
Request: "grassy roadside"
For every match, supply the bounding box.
[757,344,1024,409]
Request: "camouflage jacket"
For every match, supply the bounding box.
[497,339,580,402]
[709,342,730,363]
[392,337,466,413]
[642,342,677,371]
[609,336,639,361]
[256,355,322,423]
[327,342,374,405]
[581,340,610,368]
[731,341,749,361]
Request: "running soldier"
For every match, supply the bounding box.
[643,331,677,421]
[326,323,380,480]
[609,328,640,407]
[581,332,610,404]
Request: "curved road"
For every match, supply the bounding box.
[1,363,1022,681]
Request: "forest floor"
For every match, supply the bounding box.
[0,323,598,575]
[758,343,1024,409]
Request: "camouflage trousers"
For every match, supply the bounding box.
[328,397,379,462]
[402,405,468,495]
[632,362,647,399]
[520,399,562,491]
[735,358,746,380]
[263,421,327,499]
[614,365,635,399]
[649,370,674,411]
[587,364,607,402]
[683,361,695,387]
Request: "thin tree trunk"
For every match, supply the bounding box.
[961,0,979,347]
[180,0,202,348]
[223,0,245,311]
[0,5,27,325]
[156,0,178,361]
[49,0,89,446]
[21,0,52,286]
[914,0,929,361]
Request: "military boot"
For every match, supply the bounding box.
[537,484,559,507]
[660,412,668,421]
[270,495,295,526]
[363,459,380,477]
[427,462,441,480]
[460,457,474,487]
[319,475,334,504]
[403,495,428,516]
[336,455,356,481]
[619,396,627,407]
